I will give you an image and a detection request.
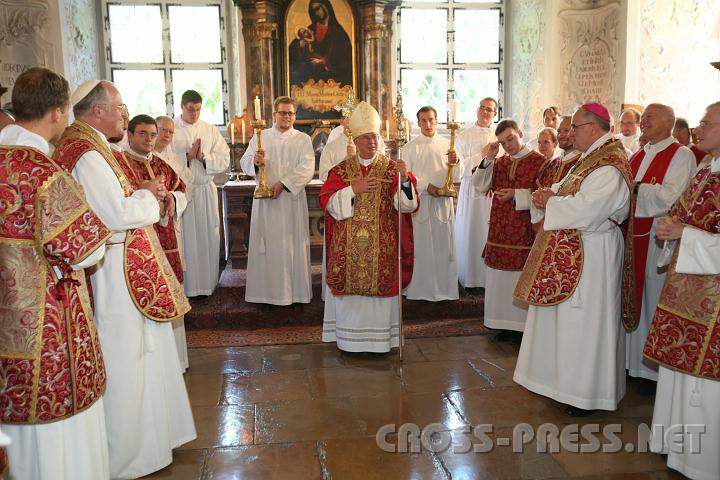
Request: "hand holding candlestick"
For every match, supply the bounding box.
[436,120,460,197]
[251,119,273,199]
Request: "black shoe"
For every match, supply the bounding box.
[564,405,596,417]
[637,378,657,396]
[494,330,513,343]
[509,331,524,345]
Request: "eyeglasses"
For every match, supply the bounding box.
[184,106,202,114]
[570,122,594,131]
[478,106,496,113]
[697,120,720,129]
[98,103,127,113]
[158,127,174,135]
[275,111,296,117]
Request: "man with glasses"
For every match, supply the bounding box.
[643,100,720,480]
[240,96,315,306]
[471,118,546,344]
[54,80,196,478]
[172,89,230,297]
[625,104,694,390]
[455,97,498,292]
[514,102,634,417]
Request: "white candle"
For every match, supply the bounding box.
[230,123,235,144]
[254,96,262,121]
[241,121,246,144]
[385,120,390,140]
[450,98,458,122]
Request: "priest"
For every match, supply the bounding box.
[626,104,694,385]
[320,101,419,352]
[455,97,498,290]
[54,80,196,479]
[173,90,230,297]
[514,102,634,416]
[402,105,463,301]
[643,101,720,480]
[0,67,111,480]
[240,96,315,305]
[471,119,546,341]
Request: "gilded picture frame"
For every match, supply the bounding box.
[284,0,357,122]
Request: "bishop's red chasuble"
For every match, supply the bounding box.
[514,139,638,329]
[320,155,418,296]
[643,165,720,380]
[484,150,546,270]
[629,142,681,324]
[119,150,186,283]
[0,146,111,424]
[53,121,190,322]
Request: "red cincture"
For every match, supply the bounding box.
[643,166,720,380]
[0,146,110,424]
[629,142,681,324]
[54,121,190,322]
[484,150,546,270]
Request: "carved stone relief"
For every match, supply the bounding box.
[60,0,101,90]
[509,0,545,131]
[0,0,62,90]
[558,3,621,117]
[636,0,720,123]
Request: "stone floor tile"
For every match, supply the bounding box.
[322,436,448,480]
[179,405,254,450]
[221,370,312,404]
[350,391,467,435]
[185,373,223,407]
[139,449,205,479]
[261,343,344,372]
[467,357,518,388]
[398,359,492,394]
[338,341,428,366]
[203,443,322,480]
[255,397,363,444]
[187,347,262,375]
[412,335,511,361]
[307,364,402,398]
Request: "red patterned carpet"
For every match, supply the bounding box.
[185,265,489,347]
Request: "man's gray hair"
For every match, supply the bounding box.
[73,81,110,118]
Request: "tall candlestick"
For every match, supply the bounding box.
[254,96,262,121]
[450,98,458,122]
[385,120,390,140]
[230,123,235,144]
[406,119,411,141]
[241,121,246,144]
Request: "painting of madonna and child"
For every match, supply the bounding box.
[286,0,356,120]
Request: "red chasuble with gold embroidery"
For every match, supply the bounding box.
[0,146,111,424]
[535,152,580,189]
[643,165,720,380]
[514,139,638,329]
[629,142,680,323]
[484,150,546,270]
[119,150,186,283]
[320,155,418,296]
[53,121,190,322]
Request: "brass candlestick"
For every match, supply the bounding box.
[251,119,273,199]
[436,121,460,197]
[334,90,358,143]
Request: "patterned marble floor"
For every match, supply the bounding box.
[142,336,688,480]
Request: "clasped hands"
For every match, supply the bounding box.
[655,215,685,240]
[139,175,175,217]
[351,160,408,194]
[532,187,554,209]
[186,139,204,164]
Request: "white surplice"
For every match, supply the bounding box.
[0,125,110,480]
[626,138,695,381]
[619,131,641,154]
[401,133,463,301]
[321,154,419,352]
[172,117,229,296]
[240,126,314,305]
[155,144,193,371]
[471,146,534,331]
[455,124,495,288]
[513,132,631,410]
[71,126,196,479]
[649,177,720,480]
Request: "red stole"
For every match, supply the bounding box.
[643,165,720,380]
[514,139,638,329]
[0,146,111,424]
[120,150,186,283]
[629,142,681,322]
[536,151,580,188]
[320,155,418,296]
[484,150,546,270]
[53,121,190,322]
